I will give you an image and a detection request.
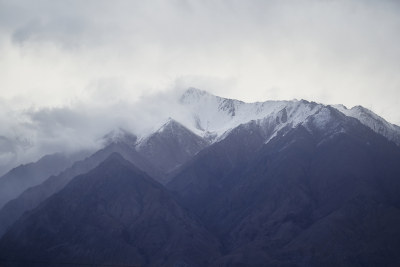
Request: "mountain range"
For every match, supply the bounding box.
[0,88,400,266]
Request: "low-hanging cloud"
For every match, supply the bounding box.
[0,87,193,175]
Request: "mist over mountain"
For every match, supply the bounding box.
[1,89,400,266]
[1,87,400,179]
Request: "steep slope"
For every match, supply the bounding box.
[0,153,221,267]
[334,104,400,146]
[137,118,209,180]
[0,142,162,237]
[215,111,400,266]
[168,106,400,266]
[0,152,87,209]
[167,104,327,217]
[167,120,270,216]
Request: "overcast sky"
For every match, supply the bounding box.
[1,0,400,172]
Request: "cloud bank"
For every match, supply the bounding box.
[0,87,195,175]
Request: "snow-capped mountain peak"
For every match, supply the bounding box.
[106,88,400,150]
[178,89,400,146]
[176,89,324,143]
[333,104,400,145]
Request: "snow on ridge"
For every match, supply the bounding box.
[179,88,400,146]
[178,88,325,143]
[108,88,400,148]
[333,104,400,145]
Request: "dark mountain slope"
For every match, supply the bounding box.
[0,142,162,237]
[168,107,400,266]
[0,153,221,267]
[214,124,400,266]
[167,120,272,217]
[0,152,86,209]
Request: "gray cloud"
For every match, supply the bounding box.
[0,87,192,174]
[11,16,86,48]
